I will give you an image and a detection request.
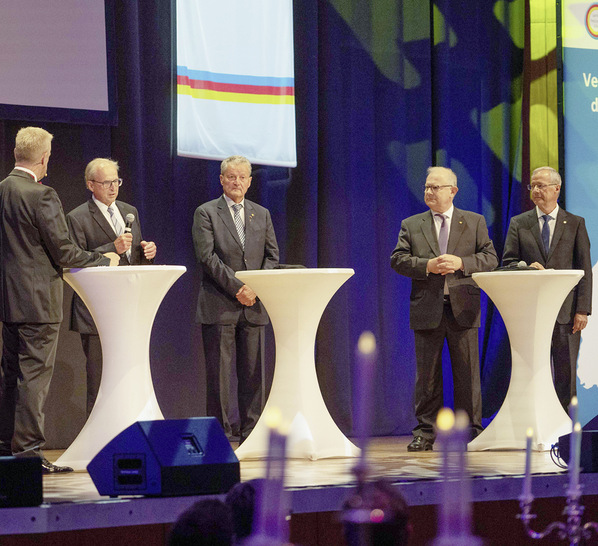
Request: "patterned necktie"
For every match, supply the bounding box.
[232,203,245,249]
[108,206,123,236]
[435,214,448,254]
[541,214,551,253]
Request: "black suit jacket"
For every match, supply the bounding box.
[502,207,592,323]
[192,196,279,325]
[391,207,498,330]
[0,169,109,323]
[66,198,149,334]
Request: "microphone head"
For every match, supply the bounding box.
[125,213,135,224]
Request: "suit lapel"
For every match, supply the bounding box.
[244,201,257,252]
[216,196,244,250]
[421,211,440,255]
[447,208,466,254]
[523,209,547,259]
[88,199,116,240]
[548,208,567,260]
[115,201,132,265]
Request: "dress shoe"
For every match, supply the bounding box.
[407,436,433,452]
[40,456,73,474]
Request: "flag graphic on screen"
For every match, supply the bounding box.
[176,0,297,167]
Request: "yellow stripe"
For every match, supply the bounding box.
[177,84,295,105]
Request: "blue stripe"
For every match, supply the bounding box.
[177,66,294,87]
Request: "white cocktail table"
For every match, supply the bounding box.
[468,269,583,451]
[234,268,359,460]
[56,265,186,470]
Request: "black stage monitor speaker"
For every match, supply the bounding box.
[558,429,598,473]
[0,456,42,507]
[87,417,240,497]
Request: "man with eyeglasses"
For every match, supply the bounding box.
[192,155,279,444]
[66,158,157,417]
[391,166,498,451]
[503,166,592,411]
[0,129,119,473]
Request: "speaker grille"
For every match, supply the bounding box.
[113,453,146,491]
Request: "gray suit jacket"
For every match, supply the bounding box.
[390,207,498,330]
[192,196,279,325]
[0,169,109,323]
[502,207,592,323]
[66,199,149,334]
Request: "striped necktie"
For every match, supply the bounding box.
[232,204,245,249]
[108,206,122,236]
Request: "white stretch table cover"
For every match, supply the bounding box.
[56,265,186,470]
[468,269,583,451]
[234,268,359,460]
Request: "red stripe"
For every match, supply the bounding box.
[177,75,294,96]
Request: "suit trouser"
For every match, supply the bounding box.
[80,333,103,417]
[552,322,581,411]
[0,322,60,456]
[202,316,264,439]
[412,303,483,441]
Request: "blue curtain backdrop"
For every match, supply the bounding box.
[0,0,524,445]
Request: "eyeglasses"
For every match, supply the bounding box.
[90,178,123,189]
[224,175,249,183]
[527,183,558,191]
[424,184,453,193]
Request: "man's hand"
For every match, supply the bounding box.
[114,233,133,254]
[141,240,157,260]
[573,313,588,334]
[236,284,257,306]
[530,262,545,270]
[103,252,120,266]
[427,254,463,276]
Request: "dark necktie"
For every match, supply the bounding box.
[232,204,245,249]
[435,214,448,254]
[541,214,551,253]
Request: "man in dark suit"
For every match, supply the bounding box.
[391,167,498,451]
[67,158,157,416]
[0,127,119,472]
[192,155,279,443]
[503,166,592,411]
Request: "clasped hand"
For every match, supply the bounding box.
[236,284,257,306]
[428,254,463,275]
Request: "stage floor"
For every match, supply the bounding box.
[3,436,597,536]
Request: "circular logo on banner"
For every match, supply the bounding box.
[586,4,598,38]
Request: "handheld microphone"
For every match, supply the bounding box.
[125,213,135,233]
[495,260,537,271]
[506,260,528,268]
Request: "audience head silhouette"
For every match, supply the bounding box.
[342,479,410,546]
[225,479,263,542]
[168,498,233,546]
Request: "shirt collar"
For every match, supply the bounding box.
[223,194,245,208]
[14,166,38,183]
[92,195,116,214]
[536,204,559,219]
[431,204,454,219]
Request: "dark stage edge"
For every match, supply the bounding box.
[1,436,596,536]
